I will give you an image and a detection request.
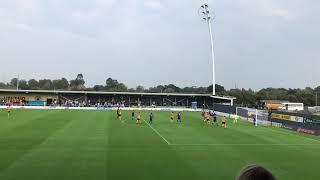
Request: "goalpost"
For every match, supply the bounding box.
[236,107,271,126]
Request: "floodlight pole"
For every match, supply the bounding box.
[16,75,19,90]
[200,4,216,96]
[208,15,216,96]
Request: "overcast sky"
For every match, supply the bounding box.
[0,0,319,90]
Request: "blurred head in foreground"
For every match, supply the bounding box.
[237,165,276,180]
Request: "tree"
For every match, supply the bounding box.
[256,91,267,101]
[39,79,53,90]
[258,88,288,100]
[0,82,7,89]
[70,74,85,90]
[165,84,180,93]
[105,78,128,91]
[148,85,165,93]
[93,85,105,91]
[117,83,128,92]
[148,84,181,93]
[163,87,175,93]
[207,84,226,95]
[76,74,85,84]
[128,88,136,92]
[136,85,145,92]
[61,78,70,89]
[106,78,119,90]
[18,80,29,90]
[53,78,69,90]
[10,78,18,87]
[28,79,39,90]
[305,87,314,94]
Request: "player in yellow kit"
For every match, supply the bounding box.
[206,112,211,125]
[7,105,12,118]
[222,116,227,128]
[170,112,174,124]
[117,107,122,120]
[136,112,141,124]
[203,112,207,123]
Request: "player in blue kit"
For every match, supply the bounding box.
[149,112,154,125]
[177,112,182,125]
[212,111,218,126]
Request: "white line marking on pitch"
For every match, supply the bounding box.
[169,144,320,146]
[143,119,171,145]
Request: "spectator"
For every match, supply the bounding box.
[237,165,276,180]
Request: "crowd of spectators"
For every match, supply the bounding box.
[58,99,126,108]
[0,97,190,108]
[0,96,131,108]
[1,96,26,106]
[1,95,195,108]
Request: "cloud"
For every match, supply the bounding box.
[96,0,116,9]
[15,23,33,31]
[70,10,102,24]
[0,20,33,32]
[64,0,118,24]
[255,0,294,20]
[17,0,37,9]
[144,0,163,9]
[227,0,293,20]
[269,8,290,18]
[0,0,38,14]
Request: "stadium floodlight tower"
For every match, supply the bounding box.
[199,3,216,95]
[16,74,20,90]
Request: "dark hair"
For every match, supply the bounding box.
[237,165,276,180]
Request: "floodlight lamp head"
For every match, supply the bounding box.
[199,4,215,22]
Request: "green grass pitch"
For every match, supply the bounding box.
[0,109,320,180]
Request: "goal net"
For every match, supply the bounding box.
[236,107,271,126]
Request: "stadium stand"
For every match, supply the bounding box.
[0,89,235,108]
